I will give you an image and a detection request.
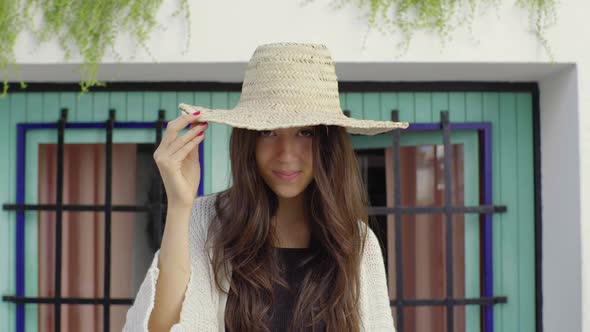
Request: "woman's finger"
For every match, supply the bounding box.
[168,122,208,156]
[172,129,206,162]
[161,112,202,147]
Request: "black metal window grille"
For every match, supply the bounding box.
[2,109,168,332]
[3,107,508,332]
[344,109,508,332]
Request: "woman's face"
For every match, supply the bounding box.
[255,126,315,199]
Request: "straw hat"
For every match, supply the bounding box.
[178,42,409,135]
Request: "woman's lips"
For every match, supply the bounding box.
[273,171,301,181]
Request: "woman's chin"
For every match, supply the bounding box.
[270,186,306,200]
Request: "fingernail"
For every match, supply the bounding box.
[197,132,204,137]
[192,111,200,116]
[198,122,207,126]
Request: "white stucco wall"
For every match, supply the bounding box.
[9,0,589,330]
[539,65,582,332]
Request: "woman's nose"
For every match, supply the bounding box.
[276,137,298,158]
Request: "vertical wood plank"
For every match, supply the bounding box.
[362,92,380,121]
[160,92,178,122]
[210,92,230,194]
[465,92,483,122]
[126,92,143,122]
[346,93,363,119]
[498,93,519,332]
[191,92,213,194]
[59,93,77,121]
[142,92,160,122]
[398,92,415,123]
[431,92,449,123]
[76,92,93,122]
[226,92,241,188]
[0,94,15,332]
[93,92,110,121]
[25,93,42,123]
[449,92,466,123]
[42,93,60,123]
[24,94,42,326]
[414,92,432,123]
[109,92,127,121]
[339,92,347,112]
[379,92,398,121]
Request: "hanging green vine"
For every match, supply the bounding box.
[0,0,190,96]
[0,0,27,95]
[1,0,558,96]
[516,0,556,60]
[315,0,556,58]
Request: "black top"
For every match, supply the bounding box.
[225,247,326,332]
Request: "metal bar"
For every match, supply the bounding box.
[367,205,507,215]
[55,108,67,332]
[391,110,404,331]
[4,294,508,307]
[441,111,454,332]
[103,110,115,332]
[9,202,507,214]
[15,124,26,332]
[3,203,153,212]
[153,111,165,247]
[405,122,492,132]
[390,296,508,307]
[19,122,164,130]
[3,296,134,305]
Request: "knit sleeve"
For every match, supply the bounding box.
[122,194,218,332]
[362,227,396,332]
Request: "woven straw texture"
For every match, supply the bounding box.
[178,42,409,136]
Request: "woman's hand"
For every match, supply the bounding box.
[153,111,208,208]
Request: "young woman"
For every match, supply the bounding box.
[123,42,408,332]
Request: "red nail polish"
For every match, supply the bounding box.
[192,111,200,115]
[197,132,204,137]
[198,122,207,126]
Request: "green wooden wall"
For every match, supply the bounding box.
[0,90,535,332]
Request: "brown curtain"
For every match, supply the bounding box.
[38,144,137,332]
[385,145,466,332]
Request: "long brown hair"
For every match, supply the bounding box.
[206,125,371,331]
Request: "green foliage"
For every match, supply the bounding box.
[0,0,27,95]
[516,0,557,59]
[0,0,190,96]
[0,0,558,96]
[320,0,556,58]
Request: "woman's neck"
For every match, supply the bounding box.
[273,194,310,248]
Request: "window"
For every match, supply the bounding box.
[352,110,507,332]
[3,109,202,332]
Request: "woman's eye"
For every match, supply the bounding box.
[259,130,274,137]
[299,129,314,137]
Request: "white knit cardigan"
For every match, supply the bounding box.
[123,193,396,331]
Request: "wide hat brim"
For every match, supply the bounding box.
[177,42,409,135]
[179,103,409,136]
